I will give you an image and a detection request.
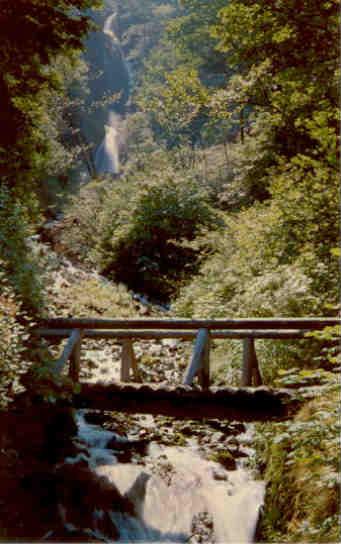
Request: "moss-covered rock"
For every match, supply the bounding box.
[209,450,236,471]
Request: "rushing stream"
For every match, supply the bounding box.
[39,235,266,542]
[64,411,265,543]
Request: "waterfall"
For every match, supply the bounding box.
[94,10,131,176]
[103,12,119,42]
[94,111,121,175]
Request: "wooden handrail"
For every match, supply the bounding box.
[41,317,339,331]
[35,317,339,389]
[34,328,318,341]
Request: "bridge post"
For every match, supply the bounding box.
[69,330,83,382]
[242,338,262,386]
[199,330,210,389]
[184,328,210,388]
[121,339,136,382]
[252,351,263,386]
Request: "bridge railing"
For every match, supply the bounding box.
[33,318,339,387]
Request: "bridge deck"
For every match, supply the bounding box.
[75,382,297,422]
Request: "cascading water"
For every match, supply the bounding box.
[94,10,131,176]
[103,12,119,43]
[94,111,121,175]
[70,411,265,543]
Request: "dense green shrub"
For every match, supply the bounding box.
[0,269,34,409]
[255,376,340,543]
[99,178,219,300]
[0,187,43,312]
[62,171,221,300]
[174,192,338,385]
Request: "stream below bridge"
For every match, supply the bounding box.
[56,410,265,542]
[38,199,267,543]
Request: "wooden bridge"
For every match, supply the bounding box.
[34,317,338,421]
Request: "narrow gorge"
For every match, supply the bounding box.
[0,0,338,542]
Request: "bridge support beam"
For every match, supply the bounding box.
[74,383,297,422]
[184,328,210,388]
[121,339,135,381]
[69,330,83,382]
[242,338,263,387]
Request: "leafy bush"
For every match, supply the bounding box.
[62,171,220,301]
[0,187,44,407]
[0,187,43,313]
[99,178,219,300]
[175,203,324,318]
[0,269,33,409]
[174,197,338,385]
[255,376,340,543]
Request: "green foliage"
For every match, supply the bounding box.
[118,0,179,83]
[0,188,44,408]
[255,378,340,542]
[174,197,338,383]
[175,204,323,317]
[138,66,209,147]
[213,0,339,156]
[0,0,98,199]
[0,187,43,312]
[62,170,220,301]
[0,274,33,409]
[167,0,227,72]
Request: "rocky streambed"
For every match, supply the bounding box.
[54,408,265,542]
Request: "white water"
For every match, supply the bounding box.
[94,10,131,176]
[103,12,119,43]
[95,111,121,175]
[74,411,265,543]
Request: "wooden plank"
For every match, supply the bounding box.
[74,383,298,422]
[199,331,210,389]
[242,338,253,386]
[121,339,137,382]
[242,338,261,386]
[69,330,83,382]
[33,328,315,341]
[53,329,82,376]
[41,317,339,331]
[183,329,210,386]
[252,362,263,387]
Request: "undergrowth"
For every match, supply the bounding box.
[255,370,340,543]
